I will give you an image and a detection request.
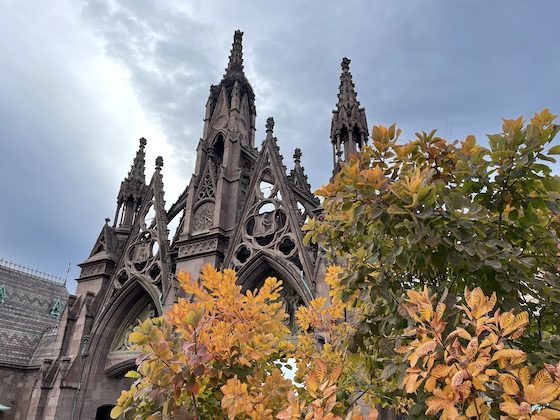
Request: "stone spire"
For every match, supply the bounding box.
[288,147,318,205]
[330,57,368,170]
[225,30,244,74]
[337,58,359,109]
[114,138,148,228]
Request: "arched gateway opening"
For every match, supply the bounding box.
[95,404,115,420]
[76,280,161,418]
[237,256,306,334]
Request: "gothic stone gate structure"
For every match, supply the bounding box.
[17,31,369,419]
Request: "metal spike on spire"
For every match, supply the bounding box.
[225,30,244,74]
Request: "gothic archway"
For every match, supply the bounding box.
[237,253,306,334]
[95,404,115,420]
[76,281,161,418]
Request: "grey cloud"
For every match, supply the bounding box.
[1,0,559,288]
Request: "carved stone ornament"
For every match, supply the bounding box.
[113,201,165,290]
[178,238,219,257]
[231,174,298,269]
[195,161,217,202]
[80,263,105,277]
[193,201,215,231]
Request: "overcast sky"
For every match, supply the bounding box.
[1,0,559,290]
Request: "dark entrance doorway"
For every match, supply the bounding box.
[95,405,115,420]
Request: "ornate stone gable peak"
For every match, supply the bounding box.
[224,119,316,304]
[99,157,172,318]
[79,221,120,277]
[195,160,217,203]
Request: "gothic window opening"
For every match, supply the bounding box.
[143,204,156,229]
[109,296,156,353]
[212,134,224,166]
[0,285,5,303]
[353,126,363,149]
[259,180,275,198]
[244,267,304,335]
[235,245,251,264]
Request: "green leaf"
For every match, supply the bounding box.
[125,370,142,379]
[548,145,560,155]
[387,204,407,215]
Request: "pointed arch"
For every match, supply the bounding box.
[236,251,309,333]
[211,132,225,164]
[76,281,161,416]
[236,250,313,304]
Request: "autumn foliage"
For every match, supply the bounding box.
[306,109,560,415]
[397,286,560,419]
[111,266,377,419]
[113,110,560,419]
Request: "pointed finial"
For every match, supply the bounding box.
[266,117,275,137]
[120,137,147,197]
[226,30,244,74]
[155,156,164,170]
[104,217,110,224]
[337,57,359,107]
[341,57,351,72]
[293,148,302,164]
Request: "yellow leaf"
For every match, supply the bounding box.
[431,364,452,379]
[491,349,526,363]
[415,339,437,356]
[110,405,124,419]
[425,376,437,392]
[535,408,560,419]
[464,338,478,360]
[534,369,553,387]
[518,367,531,388]
[419,304,433,322]
[500,374,520,396]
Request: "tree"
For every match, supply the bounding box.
[305,109,560,415]
[397,286,560,419]
[112,110,560,419]
[111,266,377,419]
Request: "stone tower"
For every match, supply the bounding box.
[17,33,368,420]
[174,30,257,276]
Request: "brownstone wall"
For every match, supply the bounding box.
[0,365,39,420]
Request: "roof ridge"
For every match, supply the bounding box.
[0,258,67,285]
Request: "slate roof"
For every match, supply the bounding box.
[0,261,68,366]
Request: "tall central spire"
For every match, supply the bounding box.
[225,30,244,74]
